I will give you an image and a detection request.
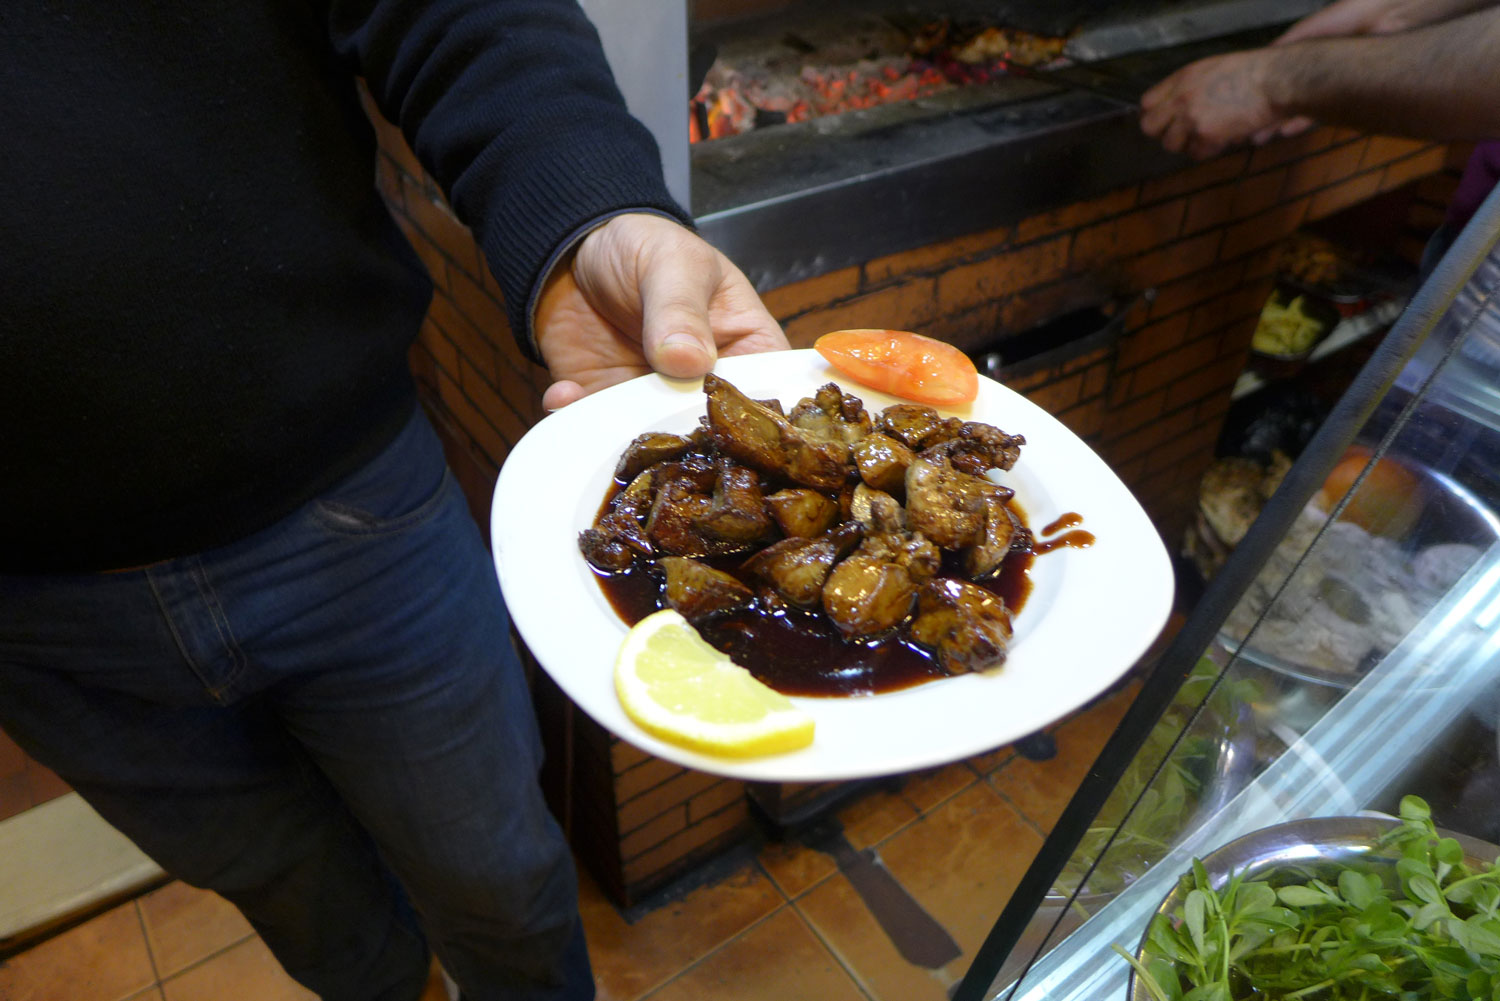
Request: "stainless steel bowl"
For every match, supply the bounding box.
[1220,462,1500,692]
[1127,815,1500,1001]
[1047,701,1257,912]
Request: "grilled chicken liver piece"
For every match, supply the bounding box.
[821,554,917,641]
[646,459,755,557]
[849,483,906,534]
[904,455,1003,549]
[851,432,917,493]
[579,512,651,571]
[742,536,839,609]
[578,468,658,571]
[963,494,1018,579]
[922,422,1025,477]
[704,373,849,490]
[765,488,840,538]
[787,383,872,445]
[856,529,940,583]
[877,404,963,449]
[657,556,753,621]
[696,459,773,543]
[908,577,1012,674]
[613,432,693,482]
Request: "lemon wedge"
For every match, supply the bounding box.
[615,609,814,758]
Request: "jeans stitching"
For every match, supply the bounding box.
[187,557,249,701]
[145,565,231,704]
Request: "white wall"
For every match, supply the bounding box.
[578,0,692,209]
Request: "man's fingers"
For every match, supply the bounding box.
[1189,135,1227,160]
[542,380,586,411]
[541,359,654,407]
[1251,123,1281,145]
[1280,116,1315,138]
[1161,114,1193,154]
[638,260,719,379]
[1139,95,1173,138]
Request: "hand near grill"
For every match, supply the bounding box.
[533,213,789,410]
[1140,0,1500,159]
[1139,50,1283,160]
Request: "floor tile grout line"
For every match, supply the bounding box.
[23,696,1132,1001]
[765,866,837,907]
[133,899,164,990]
[752,854,796,905]
[786,898,879,1001]
[988,781,1052,842]
[759,766,994,912]
[153,929,262,991]
[891,769,983,832]
[627,903,796,1001]
[867,768,995,861]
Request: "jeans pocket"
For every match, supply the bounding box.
[311,468,456,536]
[309,409,456,537]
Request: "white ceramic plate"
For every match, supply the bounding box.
[492,349,1173,781]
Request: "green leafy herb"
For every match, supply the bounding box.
[1061,658,1262,900]
[1116,796,1500,1000]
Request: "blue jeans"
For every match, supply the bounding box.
[0,407,593,1001]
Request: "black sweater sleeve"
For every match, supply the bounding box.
[323,0,693,359]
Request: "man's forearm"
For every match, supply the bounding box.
[1381,0,1500,30]
[1265,6,1500,138]
[1279,0,1498,43]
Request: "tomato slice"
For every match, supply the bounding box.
[814,329,979,405]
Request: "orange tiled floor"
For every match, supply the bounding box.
[0,681,1137,1001]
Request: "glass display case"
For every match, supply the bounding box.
[951,183,1500,1001]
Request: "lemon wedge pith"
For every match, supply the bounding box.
[615,609,814,758]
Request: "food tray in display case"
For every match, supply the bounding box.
[1219,459,1499,691]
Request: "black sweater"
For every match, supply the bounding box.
[0,1,687,572]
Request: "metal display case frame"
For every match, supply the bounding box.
[952,181,1500,1001]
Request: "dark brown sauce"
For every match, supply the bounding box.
[1033,531,1095,554]
[595,545,1035,697]
[1034,512,1094,555]
[1042,512,1084,536]
[594,476,1038,697]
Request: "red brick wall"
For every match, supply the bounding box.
[369,98,1458,904]
[761,129,1453,545]
[367,106,553,541]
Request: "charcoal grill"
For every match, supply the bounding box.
[586,0,1324,288]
